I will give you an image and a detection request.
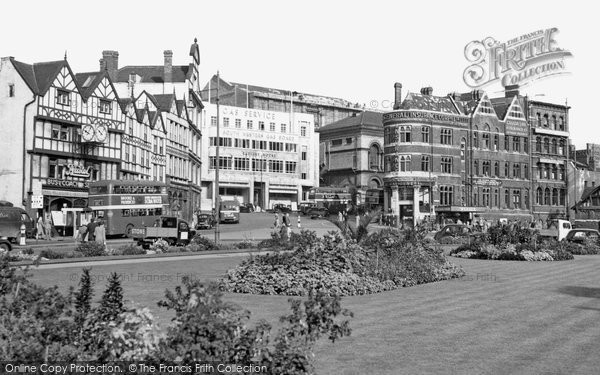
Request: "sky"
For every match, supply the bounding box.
[2,0,597,148]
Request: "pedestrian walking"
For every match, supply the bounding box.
[36,215,45,240]
[338,211,343,222]
[274,212,280,229]
[77,223,88,243]
[86,217,97,242]
[94,220,106,249]
[44,214,52,240]
[284,212,291,237]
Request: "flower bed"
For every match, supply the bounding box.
[450,240,574,261]
[221,229,465,296]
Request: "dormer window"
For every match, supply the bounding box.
[99,99,112,114]
[56,90,70,106]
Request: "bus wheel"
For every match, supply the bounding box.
[125,224,134,238]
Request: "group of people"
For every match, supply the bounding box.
[35,215,53,240]
[76,217,106,246]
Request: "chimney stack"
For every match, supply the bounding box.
[505,84,520,98]
[99,58,104,71]
[393,82,402,110]
[420,87,433,96]
[164,50,173,83]
[102,50,119,81]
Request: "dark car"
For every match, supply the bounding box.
[564,229,600,244]
[196,213,215,230]
[434,224,483,242]
[0,206,35,242]
[308,207,328,219]
[239,203,255,213]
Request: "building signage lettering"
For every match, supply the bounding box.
[222,107,277,121]
[241,151,277,159]
[383,110,469,125]
[46,178,89,189]
[64,163,92,179]
[221,129,297,143]
[463,27,573,88]
[474,178,502,187]
[505,120,529,137]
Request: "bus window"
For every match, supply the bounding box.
[131,210,138,217]
[122,209,130,217]
[154,208,162,216]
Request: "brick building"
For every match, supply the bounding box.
[382,83,570,226]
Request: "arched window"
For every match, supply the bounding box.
[552,139,557,154]
[525,189,530,208]
[536,187,542,205]
[474,160,479,175]
[421,126,430,143]
[483,160,490,176]
[494,161,499,177]
[482,124,490,148]
[559,140,565,156]
[421,156,430,171]
[473,126,479,148]
[494,134,499,150]
[399,126,411,142]
[552,165,558,180]
[544,188,551,205]
[552,188,559,205]
[460,138,466,160]
[543,138,550,154]
[543,114,549,128]
[552,115,557,130]
[559,116,565,131]
[369,144,381,170]
[505,189,510,207]
[494,189,499,207]
[504,162,509,178]
[536,113,542,127]
[536,137,542,152]
[524,164,528,179]
[559,165,565,180]
[399,155,411,171]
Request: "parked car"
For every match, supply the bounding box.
[239,203,255,213]
[299,202,316,215]
[196,213,215,230]
[308,207,329,219]
[0,206,35,242]
[434,224,483,242]
[564,228,600,244]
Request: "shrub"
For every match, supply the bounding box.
[223,230,464,296]
[150,239,169,253]
[191,235,219,251]
[22,248,35,255]
[233,240,255,249]
[183,244,203,252]
[75,242,106,257]
[566,238,600,255]
[39,249,65,259]
[540,240,575,260]
[118,243,145,256]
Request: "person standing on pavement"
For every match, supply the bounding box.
[44,214,52,240]
[274,212,280,229]
[94,220,106,249]
[86,217,97,242]
[36,215,45,240]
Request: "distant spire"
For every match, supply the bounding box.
[64,51,67,60]
[194,37,198,43]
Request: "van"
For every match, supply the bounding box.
[0,207,35,242]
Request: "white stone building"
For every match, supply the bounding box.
[200,103,319,211]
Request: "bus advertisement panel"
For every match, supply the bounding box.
[88,180,168,236]
[307,187,352,213]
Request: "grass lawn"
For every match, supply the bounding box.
[28,255,600,375]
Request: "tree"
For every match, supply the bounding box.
[73,268,93,331]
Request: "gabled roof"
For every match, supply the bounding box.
[317,111,382,133]
[75,71,107,99]
[490,97,512,120]
[575,186,599,208]
[116,65,192,83]
[399,92,461,114]
[11,58,74,96]
[152,94,175,112]
[118,98,133,113]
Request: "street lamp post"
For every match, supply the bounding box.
[214,71,221,244]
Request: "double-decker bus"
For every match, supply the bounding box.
[307,187,352,213]
[88,180,168,236]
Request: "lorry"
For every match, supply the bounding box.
[538,219,572,241]
[132,216,195,248]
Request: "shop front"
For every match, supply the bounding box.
[40,178,91,237]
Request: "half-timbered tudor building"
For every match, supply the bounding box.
[0,57,123,225]
[106,39,204,219]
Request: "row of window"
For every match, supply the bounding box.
[55,89,112,114]
[209,137,298,152]
[210,116,308,136]
[473,188,530,209]
[534,113,566,131]
[534,137,567,156]
[208,157,298,174]
[535,187,567,206]
[121,208,163,217]
[385,155,454,173]
[473,161,530,179]
[538,163,566,181]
